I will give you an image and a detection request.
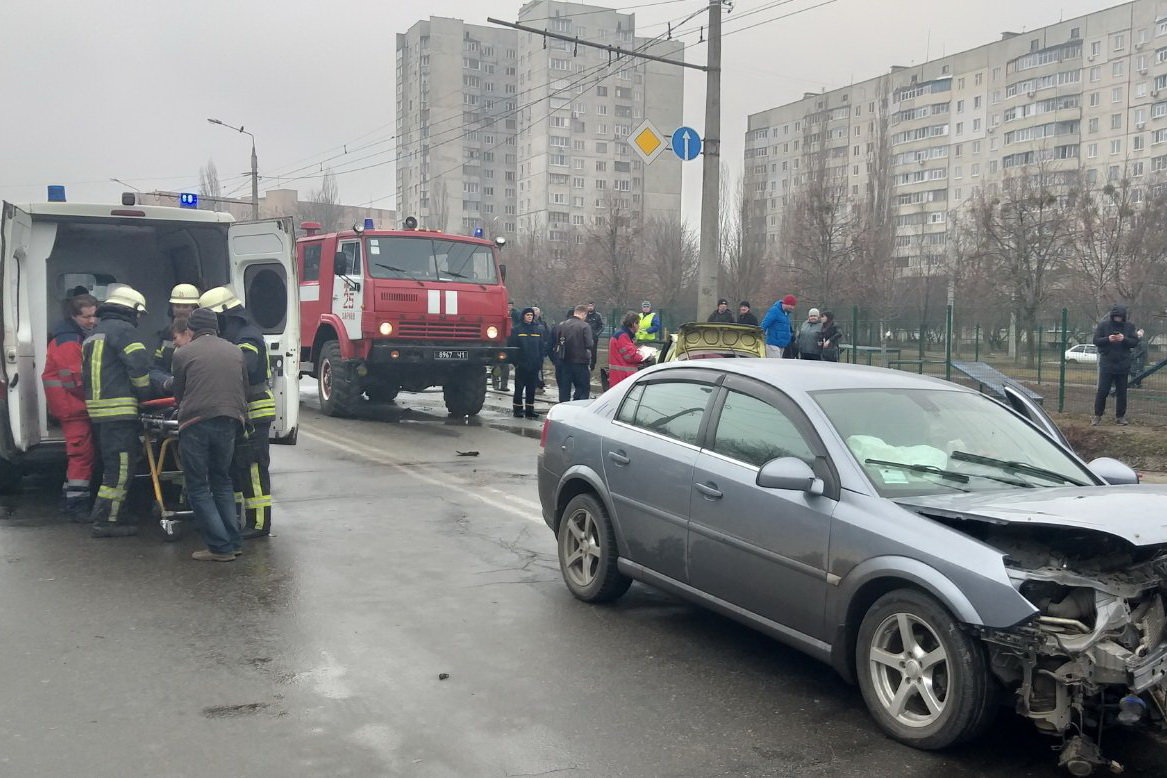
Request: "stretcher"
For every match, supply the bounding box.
[139,397,192,542]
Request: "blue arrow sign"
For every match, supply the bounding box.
[671,126,702,161]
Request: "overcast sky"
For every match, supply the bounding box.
[0,0,1110,224]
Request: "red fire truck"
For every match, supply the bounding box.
[297,219,513,417]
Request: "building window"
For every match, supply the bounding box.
[1111,139,1122,154]
[1113,86,1123,103]
[1112,114,1123,130]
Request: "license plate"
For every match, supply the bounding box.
[435,350,469,360]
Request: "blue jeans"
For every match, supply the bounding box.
[180,417,243,554]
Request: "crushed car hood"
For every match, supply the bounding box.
[896,485,1167,546]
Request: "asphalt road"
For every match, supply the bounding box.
[2,383,1165,777]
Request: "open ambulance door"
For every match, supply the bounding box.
[1,202,40,456]
[229,218,300,444]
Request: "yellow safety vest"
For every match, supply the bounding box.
[636,312,657,342]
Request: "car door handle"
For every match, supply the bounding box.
[608,451,630,466]
[694,482,723,499]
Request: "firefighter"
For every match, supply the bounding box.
[199,286,274,538]
[82,286,152,538]
[43,292,99,520]
[154,283,200,373]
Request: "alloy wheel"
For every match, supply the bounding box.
[868,612,950,728]
[562,507,601,588]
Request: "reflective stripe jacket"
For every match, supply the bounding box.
[153,325,176,374]
[42,319,88,421]
[82,307,152,423]
[608,328,644,387]
[635,312,659,342]
[221,307,275,423]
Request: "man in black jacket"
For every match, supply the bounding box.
[737,301,759,327]
[1092,304,1140,425]
[554,305,595,402]
[585,303,605,372]
[507,308,544,419]
[171,309,249,561]
[708,299,735,323]
[82,286,153,537]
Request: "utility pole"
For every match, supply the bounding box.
[207,118,259,220]
[696,0,722,321]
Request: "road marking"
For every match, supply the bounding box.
[299,426,545,524]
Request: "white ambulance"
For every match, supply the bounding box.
[0,194,299,488]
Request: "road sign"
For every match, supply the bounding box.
[178,192,199,208]
[629,119,666,164]
[671,127,702,161]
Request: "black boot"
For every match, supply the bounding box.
[525,404,539,419]
[513,404,524,418]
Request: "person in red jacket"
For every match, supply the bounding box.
[608,312,649,388]
[42,292,99,519]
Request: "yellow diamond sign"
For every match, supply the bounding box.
[629,119,666,164]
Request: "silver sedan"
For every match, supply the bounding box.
[537,359,1167,775]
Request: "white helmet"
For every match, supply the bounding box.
[198,286,242,313]
[104,285,148,314]
[169,283,201,305]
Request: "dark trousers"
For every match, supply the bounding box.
[492,363,511,390]
[513,366,538,411]
[89,420,140,525]
[562,363,590,401]
[1095,370,1129,418]
[232,421,272,533]
[800,353,822,361]
[180,417,242,554]
[822,349,840,363]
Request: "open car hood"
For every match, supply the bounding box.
[896,485,1167,546]
[666,322,766,361]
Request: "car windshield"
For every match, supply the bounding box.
[812,388,1096,496]
[366,237,498,284]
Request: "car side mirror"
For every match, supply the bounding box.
[498,263,507,283]
[1087,456,1140,485]
[334,252,350,276]
[756,457,825,496]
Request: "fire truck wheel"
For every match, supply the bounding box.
[0,459,22,494]
[318,340,360,417]
[443,366,487,417]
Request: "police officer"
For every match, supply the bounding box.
[154,284,200,373]
[636,301,661,343]
[199,286,274,538]
[82,286,152,538]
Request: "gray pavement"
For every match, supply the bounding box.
[2,386,1165,776]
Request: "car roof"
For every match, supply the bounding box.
[644,358,967,394]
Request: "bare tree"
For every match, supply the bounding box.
[642,214,698,318]
[966,164,1076,366]
[579,200,643,313]
[722,176,769,307]
[1068,176,1132,319]
[301,169,345,233]
[1113,181,1167,312]
[429,179,450,233]
[198,159,222,201]
[780,118,857,307]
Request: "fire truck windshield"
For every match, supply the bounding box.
[367,237,498,285]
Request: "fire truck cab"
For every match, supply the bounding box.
[297,220,513,417]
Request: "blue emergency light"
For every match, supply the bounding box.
[47,185,66,202]
[179,193,199,208]
[364,218,375,230]
[473,227,484,238]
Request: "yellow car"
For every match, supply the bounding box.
[658,321,768,362]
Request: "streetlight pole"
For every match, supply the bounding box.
[109,178,142,193]
[696,0,723,322]
[207,118,259,219]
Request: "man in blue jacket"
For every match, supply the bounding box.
[761,295,797,358]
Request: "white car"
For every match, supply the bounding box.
[1065,343,1099,364]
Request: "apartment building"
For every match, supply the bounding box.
[514,0,684,248]
[396,18,519,236]
[744,0,1167,273]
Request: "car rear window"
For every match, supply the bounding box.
[625,381,713,446]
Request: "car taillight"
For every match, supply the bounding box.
[539,418,550,448]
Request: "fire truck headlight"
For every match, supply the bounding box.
[379,322,394,336]
[486,325,499,339]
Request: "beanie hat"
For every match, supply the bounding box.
[808,308,821,317]
[782,295,797,306]
[717,298,728,306]
[739,301,751,308]
[188,307,219,334]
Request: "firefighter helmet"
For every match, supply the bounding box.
[169,283,201,305]
[104,286,148,314]
[198,286,242,313]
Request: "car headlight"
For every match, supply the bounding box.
[486,325,499,339]
[379,322,394,336]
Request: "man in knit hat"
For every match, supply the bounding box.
[170,308,249,561]
[761,295,797,358]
